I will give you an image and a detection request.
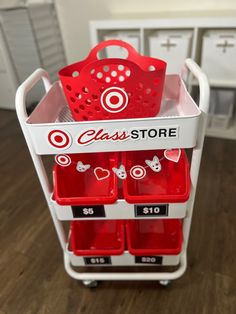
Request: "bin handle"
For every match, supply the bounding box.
[87,39,140,62]
[79,57,143,79]
[181,58,210,115]
[15,68,51,121]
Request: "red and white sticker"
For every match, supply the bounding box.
[130,165,146,180]
[101,87,128,113]
[94,167,110,181]
[48,129,72,150]
[164,149,181,163]
[55,154,71,167]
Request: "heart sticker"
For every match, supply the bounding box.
[94,167,110,180]
[164,149,181,163]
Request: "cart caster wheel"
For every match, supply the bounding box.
[159,280,171,287]
[82,280,98,288]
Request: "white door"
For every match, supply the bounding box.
[0,25,17,110]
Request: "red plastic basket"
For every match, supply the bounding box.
[122,149,191,203]
[126,219,183,256]
[58,40,166,121]
[70,220,125,256]
[53,152,118,205]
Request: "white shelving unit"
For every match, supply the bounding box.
[15,58,209,286]
[90,16,236,140]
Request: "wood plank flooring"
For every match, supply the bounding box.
[0,109,235,314]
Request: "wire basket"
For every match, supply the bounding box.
[58,40,166,121]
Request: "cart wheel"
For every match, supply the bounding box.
[82,280,98,288]
[159,280,171,287]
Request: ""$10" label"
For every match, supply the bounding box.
[135,204,168,217]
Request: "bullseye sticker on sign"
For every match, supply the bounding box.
[55,154,71,167]
[48,129,72,150]
[101,87,128,113]
[130,165,146,180]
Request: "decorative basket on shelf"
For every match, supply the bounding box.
[58,40,166,121]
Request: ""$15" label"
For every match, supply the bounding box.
[84,256,111,265]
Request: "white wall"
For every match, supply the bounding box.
[55,0,236,63]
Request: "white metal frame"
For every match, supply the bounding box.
[15,58,209,283]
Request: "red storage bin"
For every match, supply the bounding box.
[126,219,183,256]
[58,40,166,121]
[53,152,118,205]
[122,149,191,203]
[70,220,125,256]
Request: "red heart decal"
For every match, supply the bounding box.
[94,167,110,180]
[164,149,181,163]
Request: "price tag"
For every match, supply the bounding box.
[135,256,163,265]
[71,205,105,218]
[135,204,168,217]
[84,256,111,265]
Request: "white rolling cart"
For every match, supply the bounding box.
[15,58,209,288]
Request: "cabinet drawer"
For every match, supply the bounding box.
[201,29,236,82]
[103,30,140,57]
[149,30,192,74]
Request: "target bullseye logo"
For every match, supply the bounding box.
[130,165,146,180]
[55,154,71,167]
[101,87,128,113]
[48,129,72,150]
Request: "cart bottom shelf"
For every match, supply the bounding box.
[66,248,181,267]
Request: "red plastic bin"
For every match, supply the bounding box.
[58,40,166,121]
[122,149,191,203]
[70,220,125,256]
[53,152,118,205]
[126,219,183,256]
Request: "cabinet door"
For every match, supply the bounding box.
[28,3,66,82]
[0,25,17,110]
[1,8,42,104]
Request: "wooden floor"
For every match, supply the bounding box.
[0,109,236,314]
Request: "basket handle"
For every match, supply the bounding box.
[87,39,140,62]
[79,57,143,78]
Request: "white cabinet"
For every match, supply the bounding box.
[90,17,236,140]
[149,30,192,74]
[201,30,236,83]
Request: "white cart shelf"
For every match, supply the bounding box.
[52,196,188,220]
[16,58,209,285]
[67,248,182,267]
[26,75,200,154]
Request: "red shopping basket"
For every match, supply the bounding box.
[53,152,118,205]
[122,149,191,203]
[126,219,183,256]
[58,40,166,121]
[70,220,125,256]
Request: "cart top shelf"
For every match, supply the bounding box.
[24,74,201,154]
